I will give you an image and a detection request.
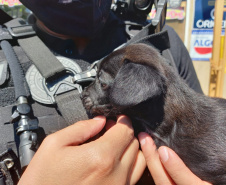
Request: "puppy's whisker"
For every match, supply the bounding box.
[139,118,169,145]
[105,107,115,117]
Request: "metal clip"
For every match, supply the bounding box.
[73,68,96,83]
[150,0,167,33]
[3,159,14,169]
[7,25,36,37]
[43,67,82,104]
[73,60,99,83]
[73,60,99,84]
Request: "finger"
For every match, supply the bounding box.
[129,150,146,185]
[90,118,114,141]
[50,116,106,147]
[97,115,134,159]
[158,146,212,185]
[105,119,116,130]
[121,137,139,168]
[138,132,174,185]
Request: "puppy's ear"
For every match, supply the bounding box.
[110,61,166,107]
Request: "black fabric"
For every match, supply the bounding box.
[0,9,12,25]
[19,0,112,38]
[0,102,68,160]
[162,49,178,71]
[33,12,127,62]
[163,25,203,94]
[127,30,170,52]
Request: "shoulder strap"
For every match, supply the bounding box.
[127,29,170,52]
[1,18,89,125]
[162,49,178,72]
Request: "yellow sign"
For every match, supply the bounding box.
[0,0,22,7]
[148,8,185,21]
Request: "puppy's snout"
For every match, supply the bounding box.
[81,90,90,98]
[83,97,92,104]
[81,90,94,111]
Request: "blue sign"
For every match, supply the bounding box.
[193,0,226,29]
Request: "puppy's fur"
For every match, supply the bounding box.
[82,43,226,185]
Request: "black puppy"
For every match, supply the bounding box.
[82,43,226,185]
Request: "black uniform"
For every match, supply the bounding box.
[0,12,203,183]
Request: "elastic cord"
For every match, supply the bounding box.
[0,40,30,99]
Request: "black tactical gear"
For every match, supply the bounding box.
[20,0,112,38]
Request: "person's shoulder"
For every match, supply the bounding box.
[163,24,174,31]
[163,24,186,52]
[163,24,180,40]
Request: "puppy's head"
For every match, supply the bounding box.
[82,43,167,117]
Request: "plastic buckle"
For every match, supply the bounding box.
[150,0,167,33]
[7,25,36,37]
[43,68,82,104]
[0,26,13,41]
[73,60,99,84]
[73,68,97,84]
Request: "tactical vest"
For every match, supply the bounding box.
[0,1,176,184]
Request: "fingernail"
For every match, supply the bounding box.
[140,137,146,146]
[159,147,169,162]
[138,132,147,146]
[93,116,105,120]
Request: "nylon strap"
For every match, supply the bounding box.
[17,32,87,125]
[127,30,170,52]
[55,90,89,125]
[18,36,65,80]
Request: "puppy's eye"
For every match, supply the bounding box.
[98,71,102,77]
[101,82,108,89]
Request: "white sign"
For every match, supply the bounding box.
[190,30,213,61]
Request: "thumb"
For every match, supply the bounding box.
[51,116,106,146]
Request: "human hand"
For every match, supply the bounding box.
[18,116,146,185]
[138,132,212,185]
